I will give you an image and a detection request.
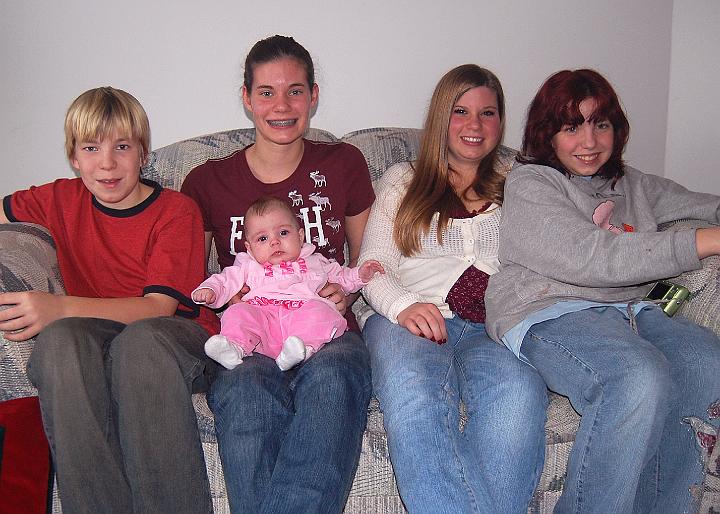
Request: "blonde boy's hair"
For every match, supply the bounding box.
[64,87,150,160]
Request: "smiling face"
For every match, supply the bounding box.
[70,131,148,209]
[244,206,305,265]
[551,98,614,177]
[242,57,319,148]
[446,86,502,174]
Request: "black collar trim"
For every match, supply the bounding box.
[92,179,162,218]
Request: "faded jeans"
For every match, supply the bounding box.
[522,306,720,514]
[207,330,371,513]
[364,314,548,514]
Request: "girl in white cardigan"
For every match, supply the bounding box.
[358,64,547,514]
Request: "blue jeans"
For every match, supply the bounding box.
[27,316,214,514]
[207,331,371,513]
[522,306,720,514]
[364,314,547,514]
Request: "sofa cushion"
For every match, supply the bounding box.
[341,128,423,182]
[0,396,52,514]
[659,220,720,335]
[143,128,338,191]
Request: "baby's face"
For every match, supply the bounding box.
[244,207,304,265]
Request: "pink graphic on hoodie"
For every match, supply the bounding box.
[592,200,625,234]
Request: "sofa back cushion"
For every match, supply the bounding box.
[143,128,338,191]
[341,128,422,182]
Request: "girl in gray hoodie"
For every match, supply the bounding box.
[486,69,720,513]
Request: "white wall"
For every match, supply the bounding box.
[1,0,680,198]
[665,0,720,195]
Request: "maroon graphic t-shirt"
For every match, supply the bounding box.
[181,139,375,329]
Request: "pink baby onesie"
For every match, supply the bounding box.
[193,243,366,359]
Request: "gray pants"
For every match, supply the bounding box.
[27,316,215,514]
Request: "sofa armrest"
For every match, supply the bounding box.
[0,223,65,401]
[660,219,720,335]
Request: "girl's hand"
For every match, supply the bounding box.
[192,288,216,304]
[0,291,65,341]
[696,227,720,259]
[227,284,250,305]
[319,282,347,315]
[358,260,385,282]
[397,302,448,344]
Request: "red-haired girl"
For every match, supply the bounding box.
[486,69,720,513]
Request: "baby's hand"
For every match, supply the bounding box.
[192,288,216,305]
[358,260,385,282]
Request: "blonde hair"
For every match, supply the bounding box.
[64,87,150,160]
[394,64,506,256]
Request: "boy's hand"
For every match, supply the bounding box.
[319,282,347,315]
[358,260,385,282]
[192,288,216,305]
[0,291,65,341]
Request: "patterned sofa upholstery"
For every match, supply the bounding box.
[1,127,718,513]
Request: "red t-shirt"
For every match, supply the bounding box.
[181,139,375,330]
[4,178,220,335]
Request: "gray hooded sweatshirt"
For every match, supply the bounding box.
[485,163,720,344]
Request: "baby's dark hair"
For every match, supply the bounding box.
[246,196,299,228]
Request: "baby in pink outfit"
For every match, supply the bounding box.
[192,197,384,371]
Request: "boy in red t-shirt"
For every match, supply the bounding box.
[0,87,219,513]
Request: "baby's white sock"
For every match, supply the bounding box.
[205,334,245,370]
[276,336,307,371]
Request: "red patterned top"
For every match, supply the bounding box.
[445,204,492,323]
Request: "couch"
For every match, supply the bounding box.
[1,126,718,513]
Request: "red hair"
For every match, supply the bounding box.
[519,69,630,183]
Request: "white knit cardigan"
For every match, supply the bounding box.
[358,161,501,327]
